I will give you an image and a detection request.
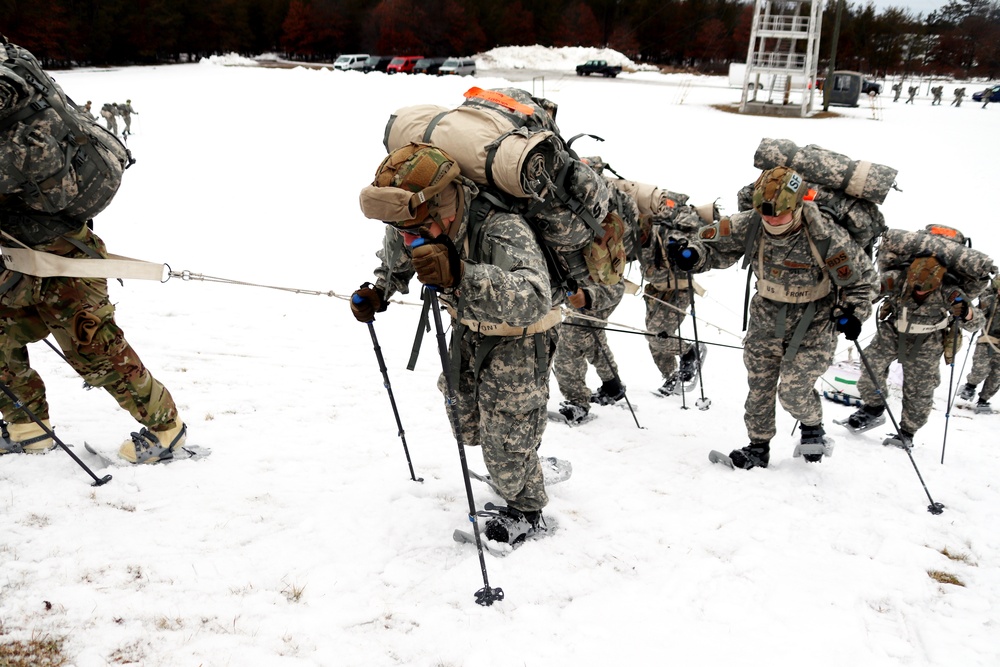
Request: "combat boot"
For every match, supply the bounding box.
[958,383,976,402]
[558,402,590,425]
[591,378,626,405]
[846,404,886,432]
[484,506,545,546]
[657,374,679,396]
[728,441,770,470]
[795,423,834,463]
[0,420,55,455]
[118,420,187,464]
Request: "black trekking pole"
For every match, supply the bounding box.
[0,379,112,486]
[851,339,944,515]
[941,325,976,465]
[580,311,641,429]
[687,272,711,410]
[422,284,503,606]
[42,337,94,390]
[352,300,423,483]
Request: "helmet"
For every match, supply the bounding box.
[906,256,947,293]
[359,143,461,227]
[752,166,805,217]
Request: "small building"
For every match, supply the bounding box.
[826,71,863,107]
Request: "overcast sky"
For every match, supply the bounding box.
[857,0,948,17]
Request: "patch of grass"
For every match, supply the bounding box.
[282,582,306,603]
[927,570,965,586]
[939,546,974,564]
[0,633,69,667]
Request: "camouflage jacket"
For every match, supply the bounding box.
[979,290,1000,336]
[877,268,985,335]
[373,179,553,327]
[683,201,877,322]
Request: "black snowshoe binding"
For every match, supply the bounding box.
[794,423,834,462]
[591,378,626,405]
[975,399,992,414]
[728,442,770,470]
[558,401,591,424]
[678,343,707,388]
[841,405,886,433]
[882,428,914,450]
[958,383,976,402]
[657,374,679,396]
[483,505,545,546]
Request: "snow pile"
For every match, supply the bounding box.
[477,45,656,71]
[200,53,259,66]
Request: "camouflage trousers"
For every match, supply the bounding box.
[553,304,621,407]
[437,325,556,513]
[857,319,941,434]
[743,299,837,443]
[644,284,693,378]
[965,342,1000,402]
[0,238,178,430]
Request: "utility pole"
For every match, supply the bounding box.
[823,0,845,112]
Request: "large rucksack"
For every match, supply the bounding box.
[384,87,613,288]
[738,138,894,257]
[0,37,132,243]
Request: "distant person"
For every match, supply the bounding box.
[952,87,966,107]
[891,82,902,102]
[119,99,138,136]
[982,87,992,109]
[100,102,118,135]
[931,86,943,105]
[906,86,918,104]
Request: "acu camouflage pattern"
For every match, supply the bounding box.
[753,138,898,204]
[966,289,1000,401]
[1,41,129,235]
[878,228,997,299]
[0,225,178,429]
[552,177,638,403]
[682,203,876,442]
[858,262,985,434]
[553,280,626,406]
[371,179,554,513]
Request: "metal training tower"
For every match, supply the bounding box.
[740,0,824,117]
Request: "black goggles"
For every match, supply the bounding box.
[758,201,778,217]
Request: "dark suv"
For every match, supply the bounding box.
[413,57,446,75]
[862,79,882,95]
[362,55,393,73]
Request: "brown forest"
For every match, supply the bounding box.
[2,0,998,78]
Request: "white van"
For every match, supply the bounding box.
[438,57,476,76]
[334,54,369,71]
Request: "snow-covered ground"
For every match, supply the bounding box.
[1,47,998,666]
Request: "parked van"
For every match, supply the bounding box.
[362,55,394,73]
[413,57,447,75]
[438,57,476,76]
[334,54,369,71]
[386,55,423,74]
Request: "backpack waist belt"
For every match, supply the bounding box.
[445,305,562,337]
[896,307,950,334]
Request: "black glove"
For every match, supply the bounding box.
[832,306,862,341]
[350,282,386,323]
[411,235,464,288]
[667,238,699,271]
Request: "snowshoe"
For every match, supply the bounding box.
[590,379,626,405]
[882,429,914,450]
[678,343,707,390]
[469,456,572,495]
[654,374,679,397]
[708,450,735,469]
[975,400,993,415]
[793,424,834,463]
[549,402,595,426]
[958,383,976,402]
[835,405,886,433]
[728,442,770,470]
[483,504,545,547]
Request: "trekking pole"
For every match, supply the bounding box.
[941,326,973,465]
[421,282,503,606]
[851,339,944,515]
[42,338,94,390]
[687,272,711,410]
[0,379,112,487]
[575,302,640,429]
[351,299,423,483]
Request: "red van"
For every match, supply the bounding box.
[386,55,424,74]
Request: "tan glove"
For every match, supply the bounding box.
[411,236,463,288]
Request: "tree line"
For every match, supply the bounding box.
[2,0,998,78]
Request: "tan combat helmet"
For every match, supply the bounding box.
[752,166,805,217]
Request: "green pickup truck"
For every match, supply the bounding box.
[575,60,622,78]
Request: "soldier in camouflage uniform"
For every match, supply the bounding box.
[352,144,559,546]
[957,278,1000,411]
[119,99,138,136]
[100,103,118,135]
[931,86,943,105]
[952,88,966,107]
[891,82,902,102]
[906,86,918,104]
[848,231,987,445]
[0,40,186,462]
[638,195,713,396]
[552,180,639,422]
[673,167,876,469]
